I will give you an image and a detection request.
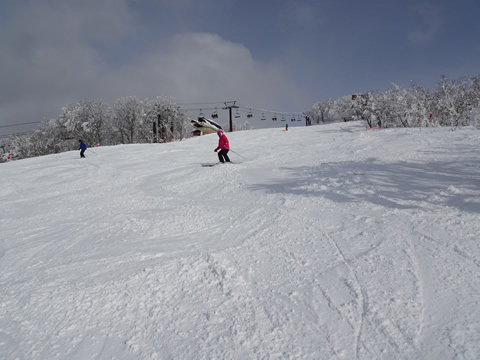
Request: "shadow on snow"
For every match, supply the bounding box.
[248,158,480,213]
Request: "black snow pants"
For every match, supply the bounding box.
[218,149,231,163]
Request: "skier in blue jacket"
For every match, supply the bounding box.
[79,140,87,158]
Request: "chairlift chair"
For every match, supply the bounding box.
[281,115,286,121]
[272,113,277,121]
[235,109,241,118]
[211,108,218,119]
[261,113,266,120]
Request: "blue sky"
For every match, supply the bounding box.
[1,0,479,135]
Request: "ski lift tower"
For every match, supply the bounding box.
[222,101,239,132]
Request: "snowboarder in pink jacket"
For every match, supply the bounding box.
[214,130,231,163]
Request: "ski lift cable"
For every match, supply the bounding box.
[236,103,304,117]
[180,103,305,115]
[179,103,306,120]
[180,107,220,112]
[237,103,302,115]
[177,101,226,106]
[0,120,43,128]
[0,130,38,138]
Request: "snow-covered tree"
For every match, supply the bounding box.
[434,76,472,128]
[330,96,355,122]
[85,100,111,146]
[2,134,31,159]
[470,75,480,108]
[312,100,332,124]
[351,93,373,126]
[386,85,416,128]
[144,96,185,143]
[112,96,144,144]
[408,83,433,129]
[232,119,252,131]
[54,99,112,146]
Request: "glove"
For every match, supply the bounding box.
[214,149,217,152]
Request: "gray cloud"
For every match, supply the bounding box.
[0,0,307,133]
[0,0,136,126]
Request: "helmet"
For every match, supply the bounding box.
[217,130,223,136]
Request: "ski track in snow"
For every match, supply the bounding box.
[1,123,480,359]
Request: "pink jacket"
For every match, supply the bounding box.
[215,134,230,151]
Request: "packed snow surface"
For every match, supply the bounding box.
[1,122,479,360]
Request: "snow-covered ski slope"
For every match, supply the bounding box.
[1,122,479,360]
